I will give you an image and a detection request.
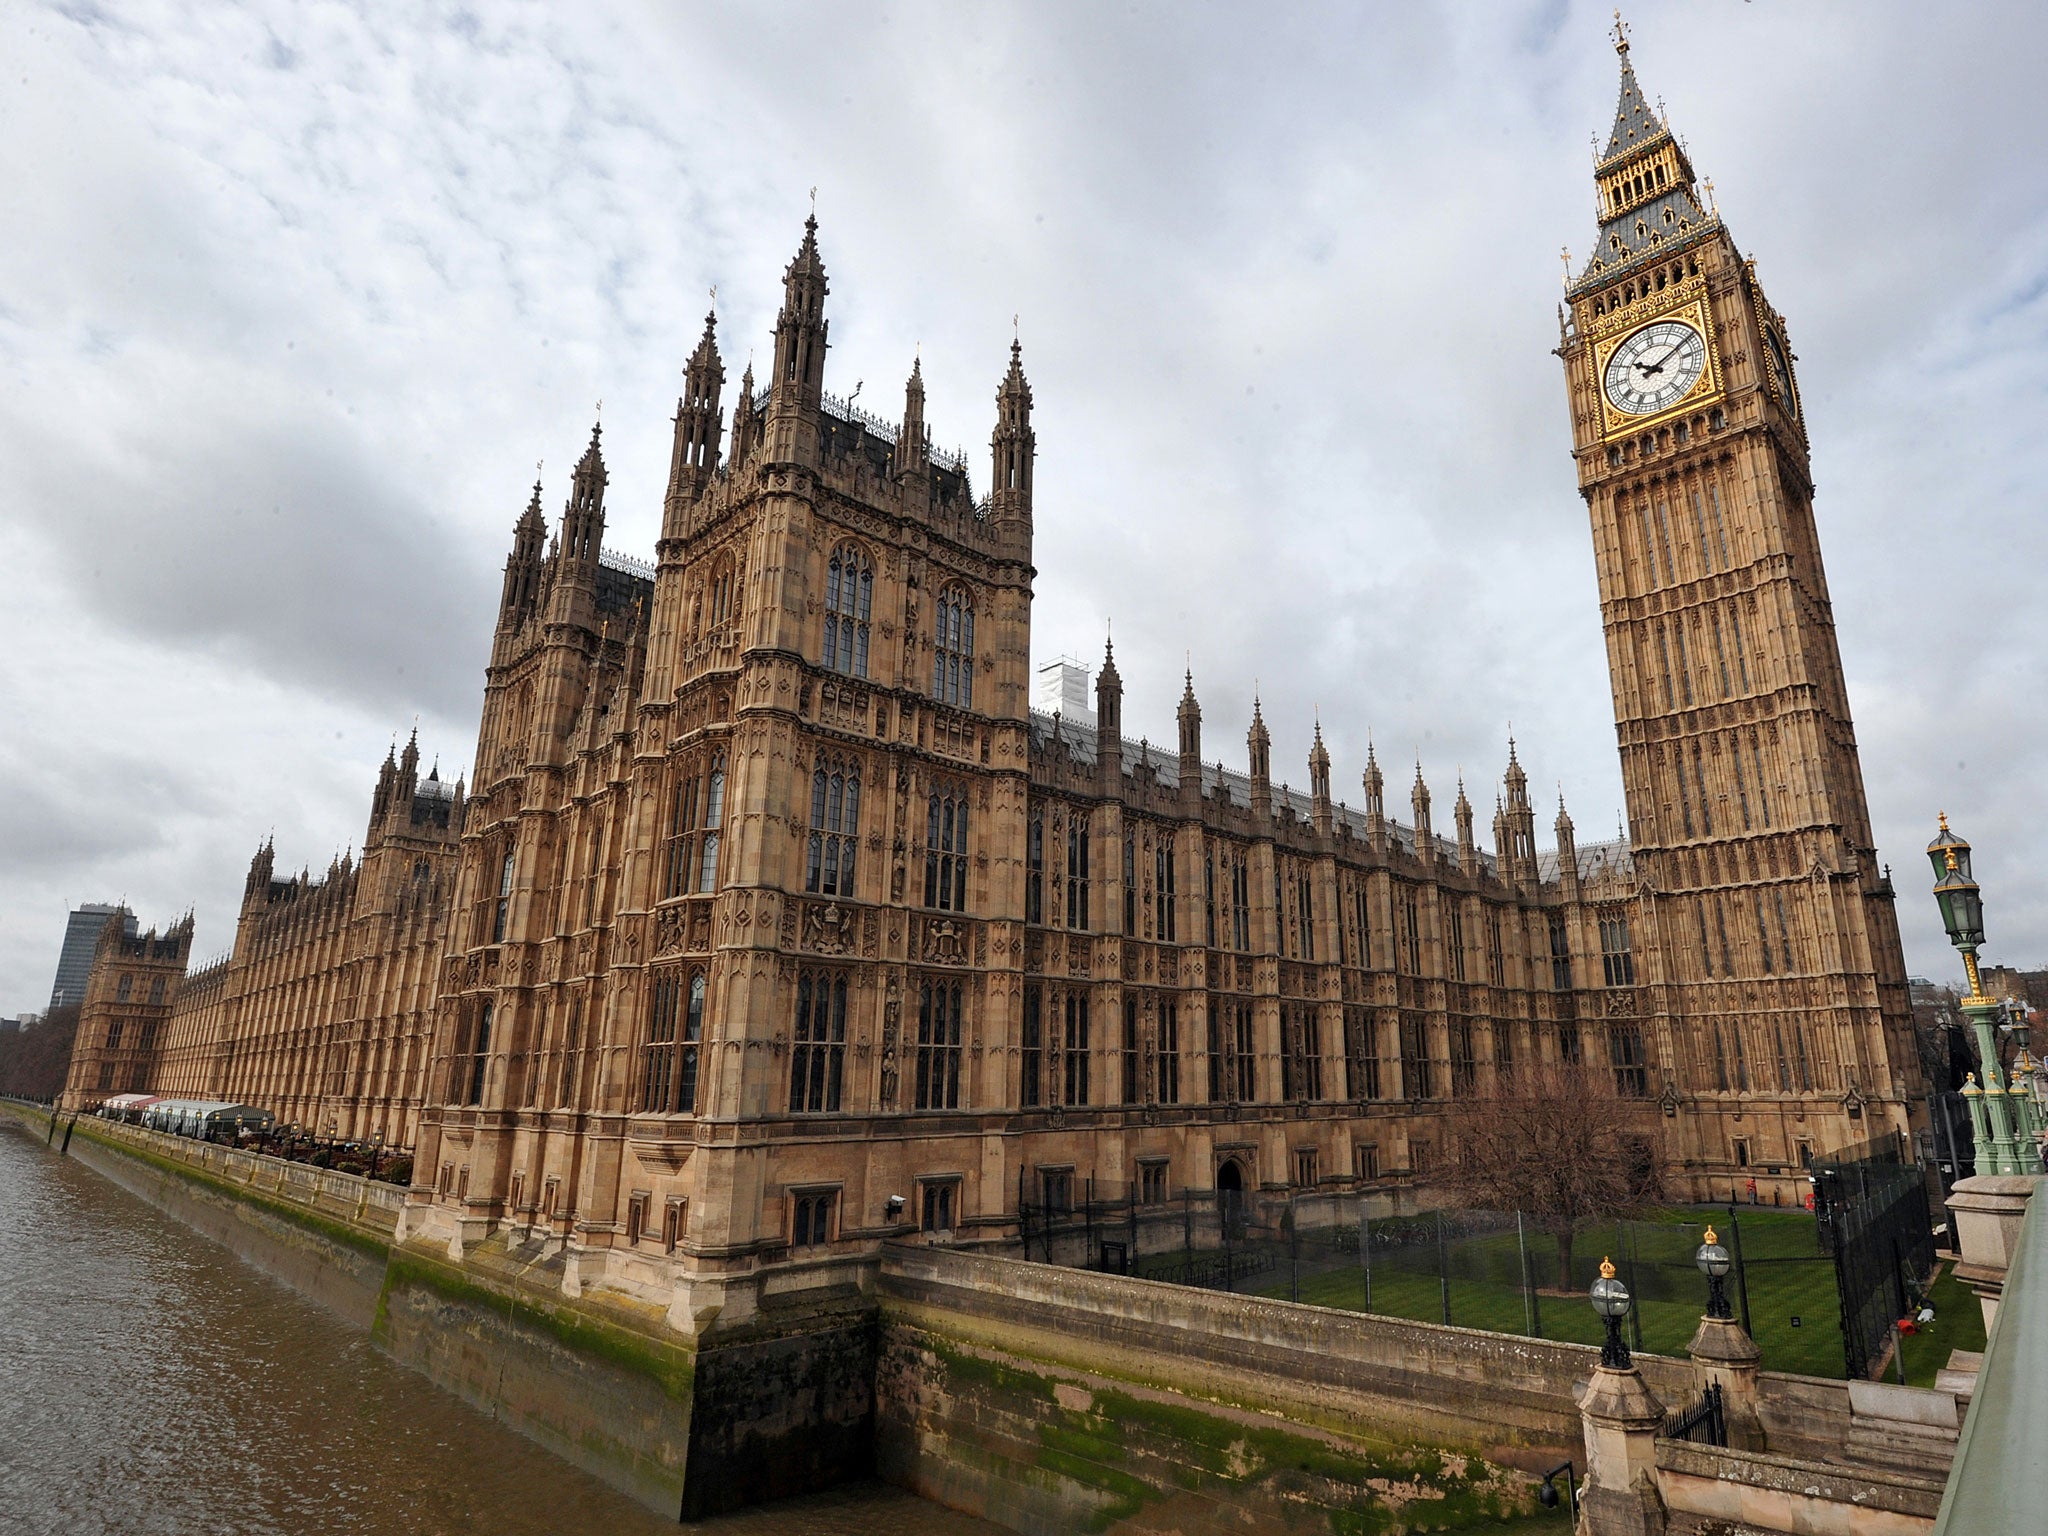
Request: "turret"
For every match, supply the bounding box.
[989,338,1034,534]
[1248,698,1272,819]
[1555,794,1580,898]
[371,740,399,824]
[1455,778,1478,875]
[399,726,420,793]
[1502,738,1538,883]
[544,424,607,630]
[244,838,275,900]
[499,478,548,629]
[1309,722,1332,835]
[730,359,760,466]
[1094,636,1122,794]
[896,355,930,476]
[666,310,725,508]
[562,422,607,570]
[1363,742,1386,850]
[1411,763,1435,866]
[1177,669,1203,808]
[765,215,828,460]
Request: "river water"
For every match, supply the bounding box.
[0,1120,1003,1536]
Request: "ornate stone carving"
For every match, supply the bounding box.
[804,902,853,955]
[655,905,687,957]
[922,917,967,966]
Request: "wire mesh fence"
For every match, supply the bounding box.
[1020,1182,1856,1378]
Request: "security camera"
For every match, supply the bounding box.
[884,1194,906,1217]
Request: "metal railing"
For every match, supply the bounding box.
[1662,1382,1727,1447]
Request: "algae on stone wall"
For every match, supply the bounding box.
[891,1330,1538,1535]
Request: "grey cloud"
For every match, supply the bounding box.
[2,0,2046,1007]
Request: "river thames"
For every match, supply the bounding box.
[0,1120,1002,1536]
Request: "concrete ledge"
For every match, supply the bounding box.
[1657,1439,1944,1535]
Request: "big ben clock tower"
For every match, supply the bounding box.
[1560,23,1923,1187]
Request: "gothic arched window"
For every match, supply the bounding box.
[493,850,515,943]
[790,971,847,1113]
[807,758,861,897]
[932,585,975,707]
[641,969,706,1114]
[660,753,727,898]
[823,543,872,678]
[708,557,738,630]
[926,783,969,912]
[915,978,963,1110]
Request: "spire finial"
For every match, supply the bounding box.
[1560,246,1573,287]
[1611,9,1629,54]
[709,282,718,314]
[809,185,817,220]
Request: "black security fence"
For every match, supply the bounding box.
[1018,1181,1852,1370]
[1811,1132,1937,1381]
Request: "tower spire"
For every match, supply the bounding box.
[1362,739,1386,849]
[766,212,830,456]
[561,420,607,571]
[1455,776,1477,874]
[499,474,549,628]
[1094,633,1123,794]
[1308,720,1332,834]
[1247,696,1271,819]
[1411,760,1434,865]
[667,308,725,508]
[897,353,930,474]
[990,334,1034,534]
[1569,25,1709,296]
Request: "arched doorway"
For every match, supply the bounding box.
[1216,1159,1247,1242]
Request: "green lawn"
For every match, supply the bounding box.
[1177,1206,1967,1383]
[1898,1261,1987,1388]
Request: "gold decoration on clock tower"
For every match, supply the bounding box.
[1559,29,1924,1176]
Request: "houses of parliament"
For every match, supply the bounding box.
[63,38,1923,1323]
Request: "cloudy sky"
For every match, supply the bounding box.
[2,0,2044,1008]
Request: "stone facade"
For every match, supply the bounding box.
[65,911,193,1100]
[64,734,463,1152]
[63,39,1920,1325]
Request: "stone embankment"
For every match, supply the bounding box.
[5,1102,1957,1535]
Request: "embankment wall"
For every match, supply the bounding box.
[10,1104,1917,1535]
[872,1244,1670,1533]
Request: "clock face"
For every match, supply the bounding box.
[1603,319,1708,416]
[1764,328,1797,416]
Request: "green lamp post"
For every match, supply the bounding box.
[1928,815,2042,1176]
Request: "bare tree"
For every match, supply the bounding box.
[1437,1059,1662,1288]
[0,1005,80,1103]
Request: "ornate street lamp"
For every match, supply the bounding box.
[1696,1225,1733,1321]
[1927,816,2043,1175]
[1590,1256,1633,1369]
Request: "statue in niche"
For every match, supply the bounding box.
[880,976,901,1109]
